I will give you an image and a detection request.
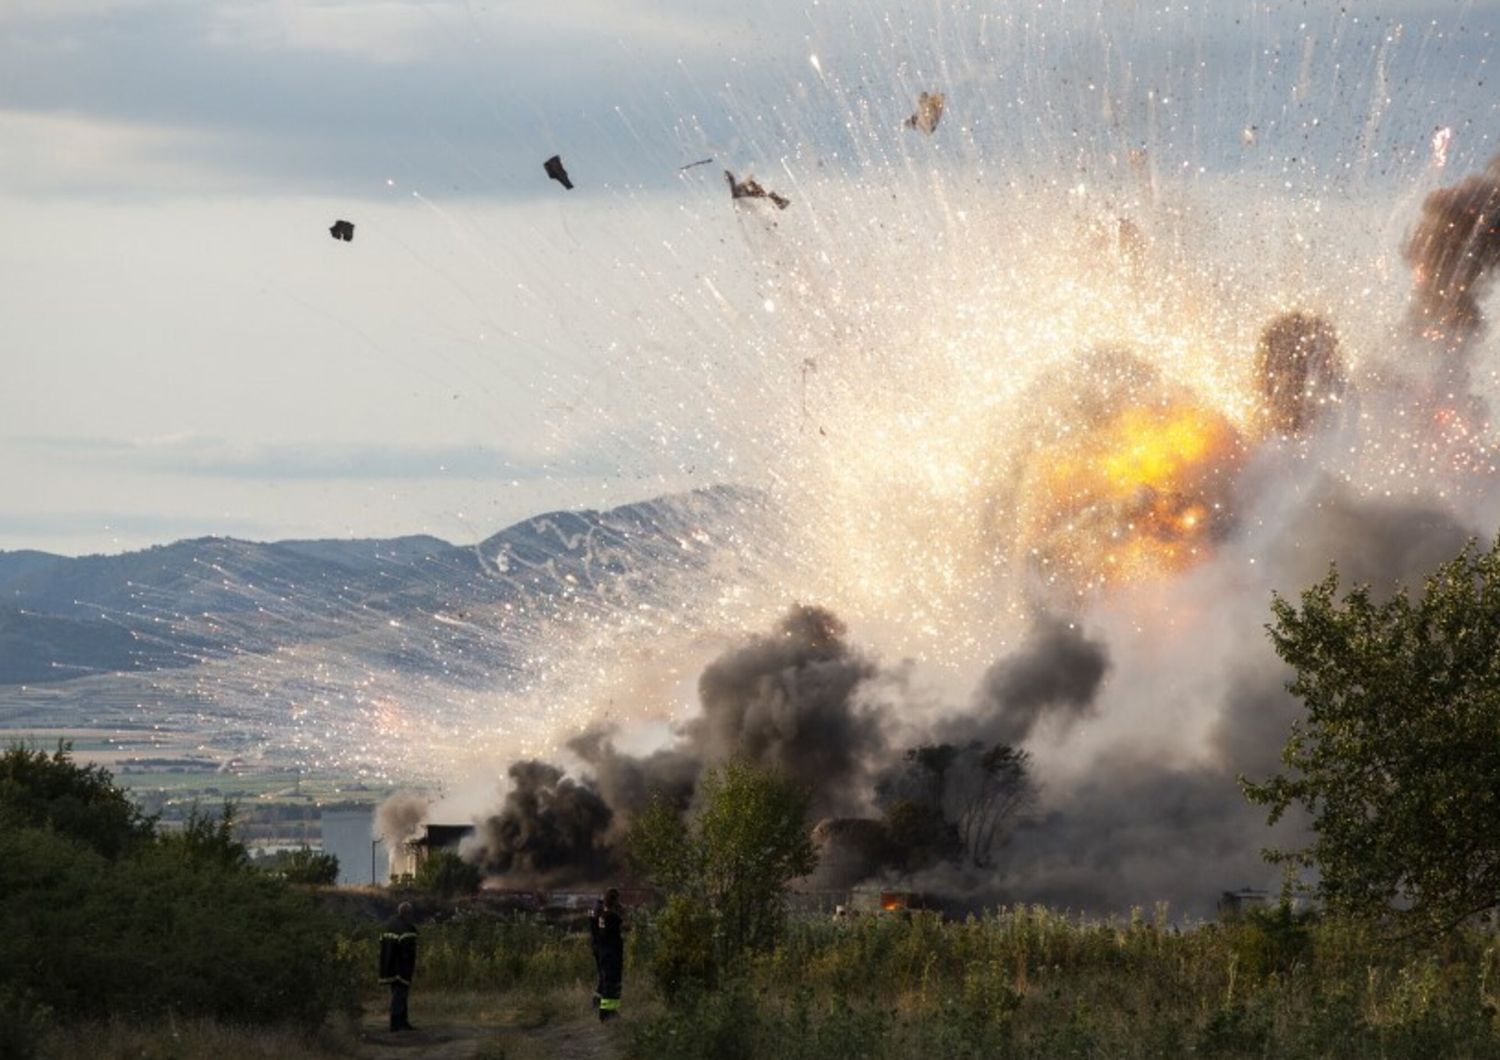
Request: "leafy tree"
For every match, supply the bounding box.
[414,850,481,897]
[0,749,355,1027]
[697,761,818,953]
[944,744,1034,868]
[1243,538,1500,930]
[630,795,699,894]
[631,760,817,960]
[280,846,340,885]
[882,799,960,873]
[0,741,154,858]
[877,741,1033,869]
[160,803,249,869]
[650,894,719,1000]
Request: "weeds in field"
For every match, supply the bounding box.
[621,907,1500,1059]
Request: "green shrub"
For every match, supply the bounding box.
[651,895,719,1002]
[0,984,52,1060]
[628,978,760,1060]
[0,823,357,1027]
[0,742,153,858]
[414,850,481,897]
[281,847,340,885]
[0,750,357,1030]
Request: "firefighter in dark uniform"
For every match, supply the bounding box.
[590,888,624,1020]
[588,895,605,1010]
[378,901,419,1032]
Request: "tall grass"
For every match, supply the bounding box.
[347,916,597,992]
[338,906,1500,1058]
[630,906,1500,1059]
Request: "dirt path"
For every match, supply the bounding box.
[516,1017,621,1059]
[353,993,625,1060]
[356,1020,485,1060]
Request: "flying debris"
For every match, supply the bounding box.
[679,158,715,171]
[544,155,574,190]
[905,91,945,134]
[725,170,790,210]
[328,220,355,242]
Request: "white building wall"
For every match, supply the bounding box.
[321,807,388,886]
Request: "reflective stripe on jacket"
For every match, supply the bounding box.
[378,916,418,985]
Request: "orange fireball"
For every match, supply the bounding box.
[1012,395,1245,594]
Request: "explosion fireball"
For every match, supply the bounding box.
[1015,393,1244,595]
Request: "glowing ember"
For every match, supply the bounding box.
[1432,126,1453,169]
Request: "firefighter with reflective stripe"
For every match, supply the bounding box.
[378,901,419,1032]
[590,888,624,1020]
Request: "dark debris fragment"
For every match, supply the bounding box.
[905,91,945,134]
[726,169,790,210]
[544,155,574,190]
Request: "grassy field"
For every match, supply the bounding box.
[32,904,1500,1058]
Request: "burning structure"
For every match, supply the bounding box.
[386,822,476,882]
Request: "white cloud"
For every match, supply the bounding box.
[206,0,451,64]
[14,434,567,479]
[202,0,743,65]
[0,0,166,23]
[488,0,749,54]
[0,108,250,195]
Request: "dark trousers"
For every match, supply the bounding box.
[389,981,411,1030]
[596,949,622,1020]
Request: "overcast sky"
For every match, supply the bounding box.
[1,0,809,554]
[5,0,1497,554]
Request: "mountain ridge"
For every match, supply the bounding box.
[0,484,758,689]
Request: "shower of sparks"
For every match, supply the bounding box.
[16,2,1500,783]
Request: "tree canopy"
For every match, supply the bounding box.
[0,742,154,858]
[1243,536,1500,930]
[631,759,817,961]
[0,743,353,1029]
[414,849,481,897]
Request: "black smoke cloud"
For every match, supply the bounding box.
[688,605,883,818]
[1254,311,1347,437]
[472,604,887,881]
[464,482,1478,915]
[981,762,1283,915]
[469,760,614,884]
[960,616,1110,746]
[1405,153,1500,342]
[975,481,1480,917]
[565,726,700,821]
